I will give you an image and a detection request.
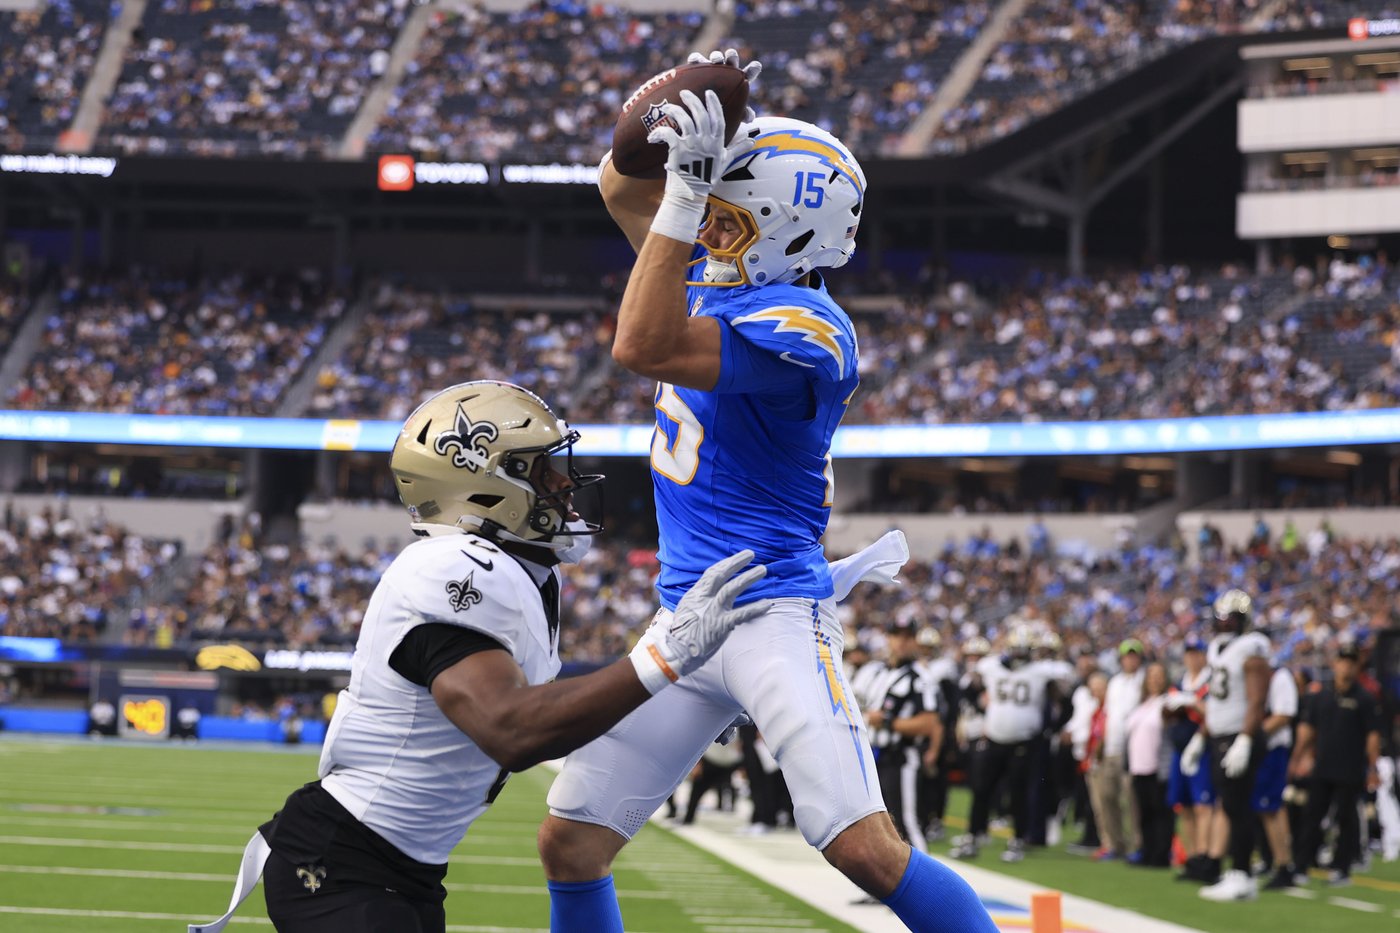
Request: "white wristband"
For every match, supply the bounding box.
[628,635,678,695]
[649,174,707,244]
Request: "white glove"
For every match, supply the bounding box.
[1180,732,1205,777]
[686,48,762,121]
[1164,690,1193,711]
[629,550,770,694]
[1222,733,1253,778]
[647,89,754,243]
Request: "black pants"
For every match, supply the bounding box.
[264,850,446,933]
[1295,779,1364,875]
[683,759,738,824]
[1210,734,1262,873]
[1132,775,1173,867]
[970,739,1031,840]
[1072,768,1099,847]
[877,749,923,846]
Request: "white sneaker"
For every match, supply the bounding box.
[1001,839,1026,863]
[1200,870,1257,902]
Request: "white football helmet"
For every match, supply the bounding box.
[693,116,866,288]
[389,381,603,548]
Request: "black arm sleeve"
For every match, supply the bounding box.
[389,622,508,688]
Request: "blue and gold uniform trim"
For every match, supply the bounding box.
[811,602,870,791]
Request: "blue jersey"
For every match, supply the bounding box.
[651,274,859,609]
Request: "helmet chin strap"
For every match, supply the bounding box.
[702,257,741,283]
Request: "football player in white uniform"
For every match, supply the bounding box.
[952,627,1074,862]
[189,382,770,933]
[1181,589,1271,901]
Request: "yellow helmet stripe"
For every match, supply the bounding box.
[748,129,864,196]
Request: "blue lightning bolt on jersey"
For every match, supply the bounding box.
[651,272,859,610]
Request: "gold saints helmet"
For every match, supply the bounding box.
[1212,588,1254,636]
[389,381,603,545]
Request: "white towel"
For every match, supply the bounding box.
[828,529,909,602]
[188,831,271,933]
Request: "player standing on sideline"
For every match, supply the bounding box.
[915,626,958,842]
[187,382,770,933]
[537,50,997,933]
[1182,589,1272,901]
[952,627,1073,863]
[1257,659,1300,890]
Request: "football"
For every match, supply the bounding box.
[611,62,750,177]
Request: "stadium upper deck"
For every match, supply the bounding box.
[0,0,1384,162]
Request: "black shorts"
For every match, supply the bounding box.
[261,782,447,933]
[264,849,446,933]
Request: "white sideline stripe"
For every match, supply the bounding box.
[0,906,269,926]
[0,864,677,900]
[0,864,229,882]
[1329,896,1383,913]
[1283,888,1319,900]
[0,907,589,933]
[0,835,244,853]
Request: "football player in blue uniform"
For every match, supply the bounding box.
[537,50,995,933]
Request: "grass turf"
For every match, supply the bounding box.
[0,736,859,933]
[3,735,1398,932]
[931,786,1400,933]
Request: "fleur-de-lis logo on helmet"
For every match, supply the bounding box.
[434,404,499,472]
[296,865,327,893]
[446,572,483,612]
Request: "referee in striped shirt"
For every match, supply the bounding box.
[865,619,943,852]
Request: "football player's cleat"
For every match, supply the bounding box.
[1000,839,1026,863]
[1199,869,1257,901]
[691,116,865,287]
[390,380,604,548]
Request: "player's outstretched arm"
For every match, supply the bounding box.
[430,551,769,772]
[597,151,663,255]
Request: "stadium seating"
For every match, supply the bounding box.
[368,3,704,163]
[306,286,614,422]
[6,271,348,416]
[0,0,110,152]
[98,0,409,158]
[0,503,180,641]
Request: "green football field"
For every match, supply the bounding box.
[2,735,1398,933]
[0,736,860,933]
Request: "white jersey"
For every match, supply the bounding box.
[916,656,959,693]
[1204,631,1270,737]
[319,532,561,864]
[1265,667,1299,750]
[977,656,1073,744]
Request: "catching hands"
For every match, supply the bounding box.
[1180,732,1205,777]
[629,550,770,694]
[1221,733,1253,778]
[647,89,755,243]
[686,48,762,121]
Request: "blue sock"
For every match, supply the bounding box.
[881,848,998,933]
[547,875,624,933]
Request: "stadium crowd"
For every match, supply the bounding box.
[0,0,110,152]
[99,0,410,158]
[0,500,179,642]
[6,270,348,416]
[306,285,613,421]
[369,1,703,163]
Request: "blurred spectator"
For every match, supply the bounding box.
[100,0,409,158]
[8,269,347,416]
[0,0,110,152]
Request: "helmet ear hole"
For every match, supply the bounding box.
[505,457,529,477]
[785,230,815,256]
[468,493,503,507]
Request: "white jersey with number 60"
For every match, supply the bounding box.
[318,532,561,865]
[1204,631,1270,737]
[977,656,1073,744]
